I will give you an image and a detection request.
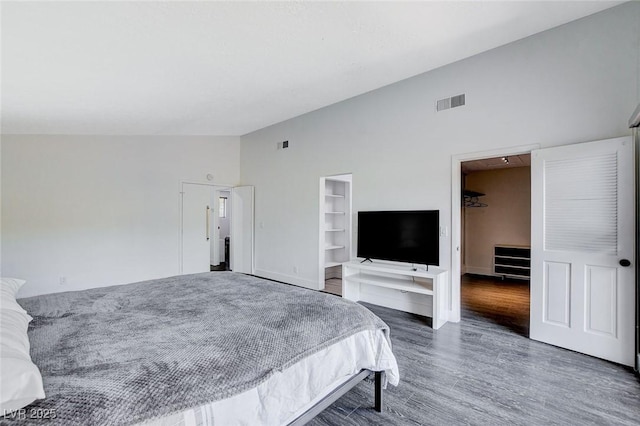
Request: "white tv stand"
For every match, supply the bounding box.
[342,260,448,329]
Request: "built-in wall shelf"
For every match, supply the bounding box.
[463,189,485,198]
[320,176,352,288]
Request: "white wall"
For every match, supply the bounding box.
[1,135,240,297]
[240,4,640,300]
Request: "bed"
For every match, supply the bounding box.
[2,272,399,425]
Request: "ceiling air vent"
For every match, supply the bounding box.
[437,93,465,112]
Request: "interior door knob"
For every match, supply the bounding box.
[619,259,631,267]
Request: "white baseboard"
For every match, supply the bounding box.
[464,266,496,277]
[253,269,320,291]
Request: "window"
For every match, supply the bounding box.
[219,197,227,218]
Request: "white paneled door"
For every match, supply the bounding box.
[531,137,635,366]
[230,186,254,274]
[181,183,212,274]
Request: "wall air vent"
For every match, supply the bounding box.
[436,93,465,112]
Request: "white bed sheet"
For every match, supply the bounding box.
[139,328,399,426]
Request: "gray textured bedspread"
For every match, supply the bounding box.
[6,272,390,425]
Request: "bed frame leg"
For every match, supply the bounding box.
[374,371,384,412]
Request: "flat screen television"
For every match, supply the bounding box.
[357,210,439,266]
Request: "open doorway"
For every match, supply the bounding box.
[180,182,254,275]
[454,138,634,364]
[211,189,231,271]
[460,154,531,337]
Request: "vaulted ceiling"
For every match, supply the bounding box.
[1,1,622,136]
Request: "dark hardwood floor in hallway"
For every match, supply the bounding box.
[461,274,530,337]
[310,277,640,425]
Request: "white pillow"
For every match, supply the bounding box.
[0,282,45,413]
[0,277,28,315]
[0,277,26,296]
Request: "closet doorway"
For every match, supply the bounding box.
[460,154,531,337]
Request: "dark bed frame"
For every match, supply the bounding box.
[288,370,384,425]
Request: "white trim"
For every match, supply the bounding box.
[230,185,256,275]
[318,173,353,291]
[254,269,319,290]
[178,184,184,275]
[318,177,326,290]
[180,179,235,188]
[450,144,539,322]
[629,103,640,128]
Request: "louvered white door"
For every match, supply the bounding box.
[531,137,635,366]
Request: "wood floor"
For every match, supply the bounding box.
[210,263,228,271]
[461,274,530,337]
[324,278,342,296]
[310,276,640,425]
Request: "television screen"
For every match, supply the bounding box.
[357,210,439,265]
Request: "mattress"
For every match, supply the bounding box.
[12,272,399,425]
[141,328,399,426]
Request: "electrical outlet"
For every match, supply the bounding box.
[59,276,66,285]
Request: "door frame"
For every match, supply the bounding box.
[178,180,234,274]
[450,144,539,322]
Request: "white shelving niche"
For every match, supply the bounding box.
[319,175,352,288]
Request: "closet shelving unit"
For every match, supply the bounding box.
[463,189,487,208]
[494,245,531,280]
